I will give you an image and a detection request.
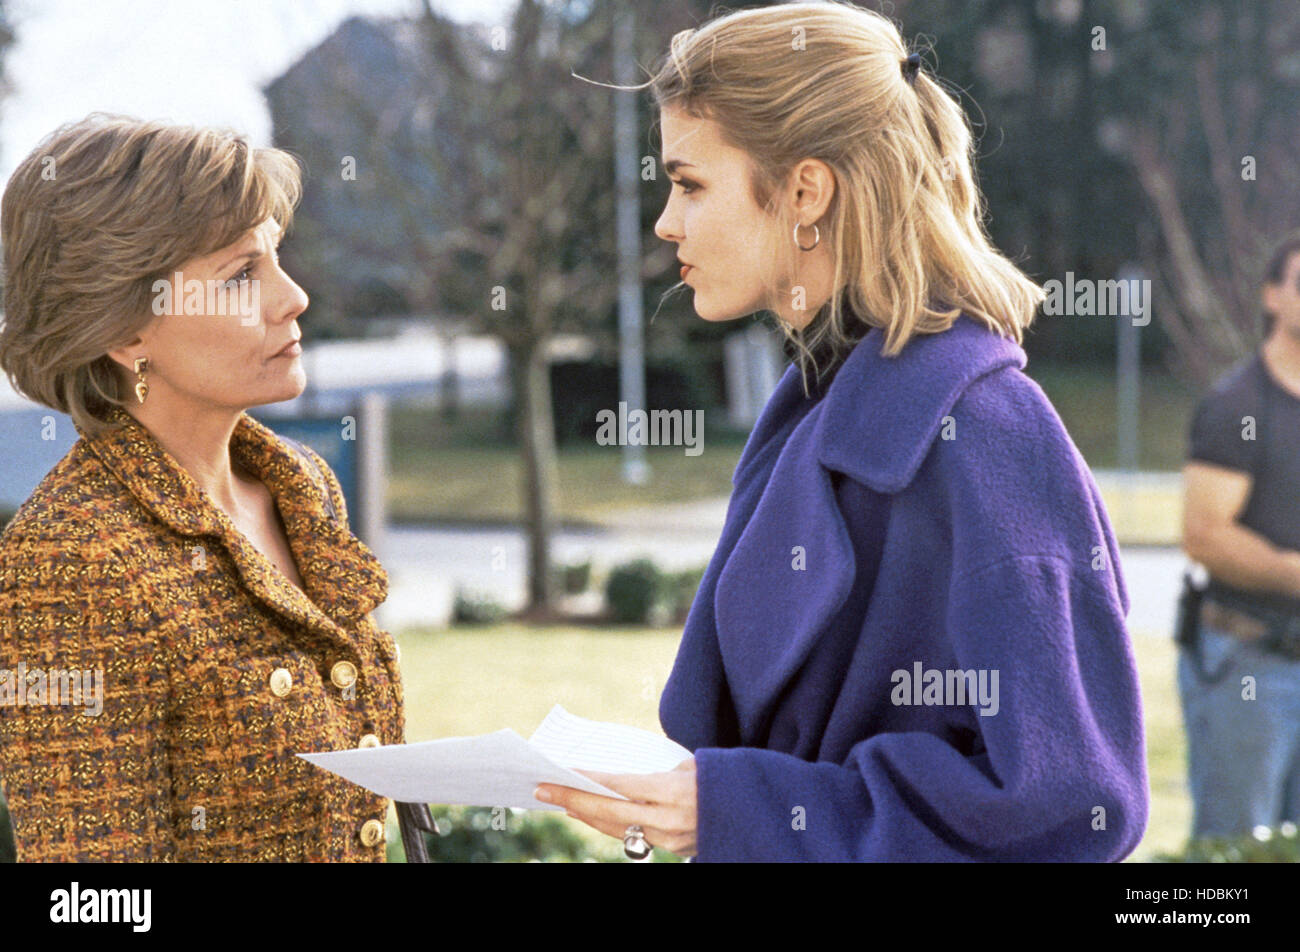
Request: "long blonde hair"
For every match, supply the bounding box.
[647,2,1044,386]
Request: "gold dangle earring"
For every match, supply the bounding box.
[133,357,149,404]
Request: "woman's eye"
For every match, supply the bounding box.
[233,265,253,284]
[672,178,699,195]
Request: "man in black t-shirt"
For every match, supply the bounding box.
[1181,231,1300,839]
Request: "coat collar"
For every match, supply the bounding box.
[812,313,1027,493]
[76,406,387,637]
[704,314,1028,735]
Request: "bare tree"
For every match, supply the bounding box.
[414,0,616,618]
[271,0,713,615]
[1106,0,1300,385]
[352,1,680,616]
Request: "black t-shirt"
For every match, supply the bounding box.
[1188,350,1300,616]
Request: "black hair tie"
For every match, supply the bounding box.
[902,51,921,86]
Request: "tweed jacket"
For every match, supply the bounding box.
[0,405,403,862]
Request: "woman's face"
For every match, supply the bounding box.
[654,107,786,323]
[127,217,309,412]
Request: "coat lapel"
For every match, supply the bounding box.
[713,314,1027,736]
[78,407,386,649]
[813,314,1027,492]
[714,415,857,738]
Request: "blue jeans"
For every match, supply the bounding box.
[1177,623,1300,839]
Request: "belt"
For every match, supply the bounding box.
[1202,599,1300,660]
[1201,600,1270,641]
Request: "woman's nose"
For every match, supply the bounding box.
[271,271,309,323]
[654,204,680,243]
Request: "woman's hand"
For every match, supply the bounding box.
[534,757,698,858]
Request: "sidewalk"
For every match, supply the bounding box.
[377,471,1188,636]
[377,498,731,632]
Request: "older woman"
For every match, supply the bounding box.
[538,2,1149,861]
[0,114,404,861]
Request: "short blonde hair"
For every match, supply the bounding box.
[0,114,303,437]
[648,2,1045,386]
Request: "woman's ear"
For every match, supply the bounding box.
[787,158,836,225]
[106,336,146,374]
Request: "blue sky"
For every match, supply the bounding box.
[1,0,515,182]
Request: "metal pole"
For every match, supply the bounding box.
[614,2,649,485]
[1117,265,1142,473]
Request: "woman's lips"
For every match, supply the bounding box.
[272,341,302,358]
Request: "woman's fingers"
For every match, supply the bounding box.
[537,784,684,840]
[571,768,692,804]
[537,761,699,856]
[538,783,673,826]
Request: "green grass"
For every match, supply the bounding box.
[386,367,1196,544]
[1028,361,1196,546]
[395,623,681,741]
[1025,362,1201,472]
[1131,627,1192,861]
[392,621,1193,862]
[391,623,684,862]
[388,405,747,525]
[1096,477,1183,547]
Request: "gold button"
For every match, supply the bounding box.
[269,668,293,698]
[330,660,358,689]
[358,733,381,749]
[359,818,385,847]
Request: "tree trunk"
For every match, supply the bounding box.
[511,337,559,617]
[439,330,460,423]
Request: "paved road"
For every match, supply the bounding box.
[375,496,1188,639]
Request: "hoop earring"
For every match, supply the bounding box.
[794,222,820,252]
[133,357,149,404]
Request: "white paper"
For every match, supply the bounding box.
[528,704,693,774]
[298,705,692,811]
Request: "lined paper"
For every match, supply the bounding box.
[529,704,692,774]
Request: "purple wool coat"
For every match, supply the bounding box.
[660,314,1149,861]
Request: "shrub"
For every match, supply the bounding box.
[664,567,706,624]
[452,588,508,626]
[397,805,592,863]
[1154,823,1300,862]
[603,559,706,626]
[390,805,684,863]
[554,560,592,595]
[545,358,713,446]
[604,558,669,624]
